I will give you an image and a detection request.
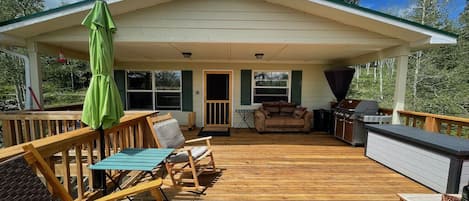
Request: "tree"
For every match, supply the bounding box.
[349,0,468,117]
[342,0,360,5]
[0,0,44,21]
[0,0,44,109]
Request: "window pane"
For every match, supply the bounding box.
[254,95,288,103]
[155,71,181,90]
[255,80,288,87]
[155,92,181,110]
[254,72,288,86]
[254,88,288,95]
[128,92,153,110]
[127,71,152,90]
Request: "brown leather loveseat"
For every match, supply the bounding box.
[254,101,312,133]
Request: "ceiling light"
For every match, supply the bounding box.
[255,53,264,60]
[182,52,192,58]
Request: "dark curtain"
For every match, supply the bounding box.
[324,67,355,102]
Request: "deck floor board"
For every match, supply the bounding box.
[152,129,433,201]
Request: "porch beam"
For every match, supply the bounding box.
[27,40,43,110]
[338,44,411,66]
[392,46,410,124]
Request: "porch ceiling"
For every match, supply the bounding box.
[45,41,389,64]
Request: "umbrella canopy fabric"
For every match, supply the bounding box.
[81,0,124,130]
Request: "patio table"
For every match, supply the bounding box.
[89,148,174,200]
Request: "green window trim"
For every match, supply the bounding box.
[240,70,252,105]
[182,70,193,111]
[291,70,302,105]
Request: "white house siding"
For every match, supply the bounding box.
[111,0,396,43]
[115,62,335,128]
[366,132,451,193]
[32,0,400,58]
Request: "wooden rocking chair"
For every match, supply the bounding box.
[146,113,216,191]
[0,144,164,201]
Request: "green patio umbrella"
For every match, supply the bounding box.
[81,0,123,130]
[81,0,123,193]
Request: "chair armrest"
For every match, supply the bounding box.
[96,178,163,201]
[254,110,266,132]
[185,136,212,144]
[255,110,266,120]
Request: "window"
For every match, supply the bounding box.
[126,70,181,110]
[155,71,181,110]
[253,71,289,103]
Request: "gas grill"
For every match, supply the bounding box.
[333,99,390,146]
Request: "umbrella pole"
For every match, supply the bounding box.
[99,127,107,195]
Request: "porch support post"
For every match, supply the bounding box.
[392,45,410,124]
[27,40,43,110]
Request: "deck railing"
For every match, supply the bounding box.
[0,112,156,200]
[0,111,84,147]
[398,110,469,138]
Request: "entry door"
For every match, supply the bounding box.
[204,71,232,128]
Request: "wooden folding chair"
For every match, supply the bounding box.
[0,144,164,201]
[146,113,217,190]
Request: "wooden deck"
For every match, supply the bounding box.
[146,129,433,201]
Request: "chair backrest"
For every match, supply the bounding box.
[146,113,185,148]
[0,144,73,201]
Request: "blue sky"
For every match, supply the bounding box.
[360,0,465,20]
[45,0,466,20]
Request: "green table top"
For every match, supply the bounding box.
[89,148,174,171]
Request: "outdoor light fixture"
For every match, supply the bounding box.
[182,52,192,58]
[255,53,264,59]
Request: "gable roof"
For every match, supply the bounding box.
[0,0,457,47]
[266,0,457,46]
[324,0,457,38]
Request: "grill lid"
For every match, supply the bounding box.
[354,100,379,115]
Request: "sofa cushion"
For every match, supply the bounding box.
[168,146,208,163]
[279,102,296,107]
[153,118,185,148]
[264,106,279,113]
[265,116,304,128]
[280,105,296,116]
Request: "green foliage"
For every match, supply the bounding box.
[0,0,44,21]
[42,56,91,90]
[349,0,469,118]
[348,61,396,109]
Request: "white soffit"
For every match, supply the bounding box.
[266,0,457,47]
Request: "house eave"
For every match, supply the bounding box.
[266,0,458,47]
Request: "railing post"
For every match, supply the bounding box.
[2,120,13,147]
[424,116,440,133]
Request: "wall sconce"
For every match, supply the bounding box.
[182,52,192,58]
[255,53,264,60]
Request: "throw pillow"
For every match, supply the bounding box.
[264,106,279,113]
[280,106,296,113]
[260,108,271,118]
[293,109,306,119]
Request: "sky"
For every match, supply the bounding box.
[360,0,465,20]
[44,0,466,21]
